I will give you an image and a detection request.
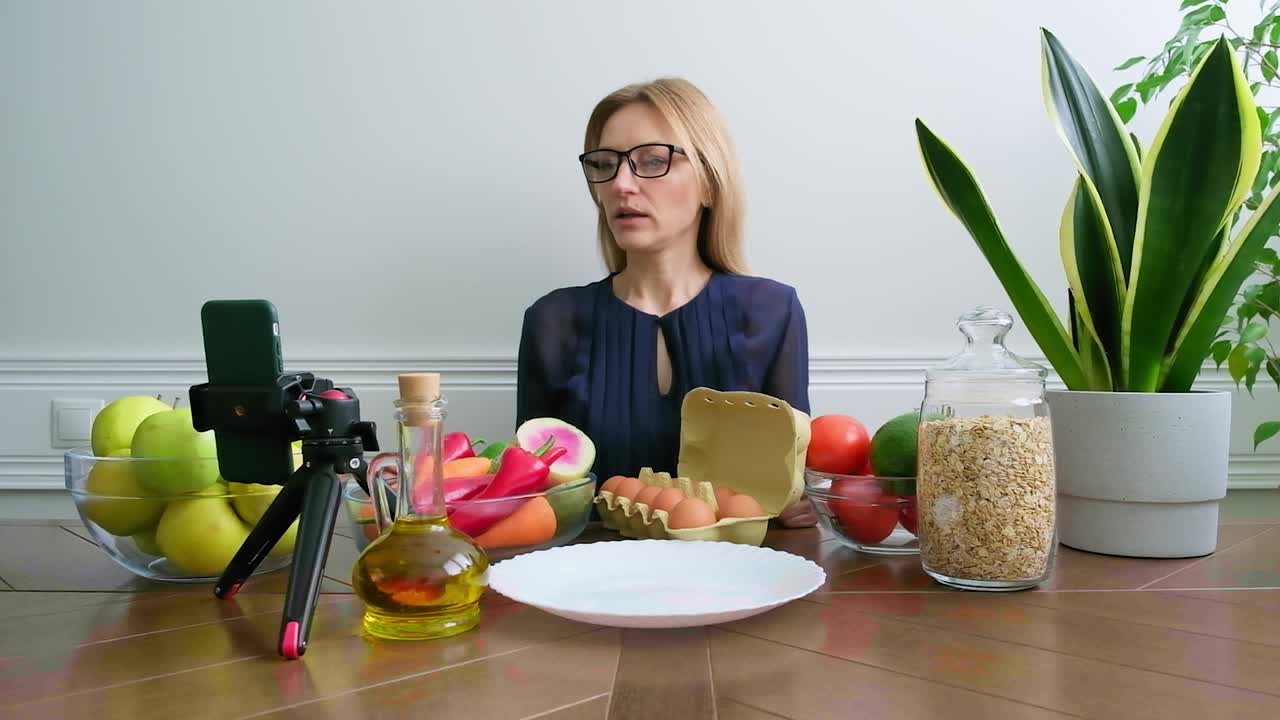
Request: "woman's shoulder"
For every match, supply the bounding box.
[520,277,612,331]
[717,273,803,307]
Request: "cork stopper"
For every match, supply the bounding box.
[397,372,441,426]
[398,372,440,402]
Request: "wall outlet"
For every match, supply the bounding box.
[50,398,104,449]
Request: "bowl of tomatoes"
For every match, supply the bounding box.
[804,469,918,555]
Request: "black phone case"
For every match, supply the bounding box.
[199,299,292,485]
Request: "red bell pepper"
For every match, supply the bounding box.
[445,474,492,504]
[412,473,493,514]
[448,438,566,537]
[442,431,482,464]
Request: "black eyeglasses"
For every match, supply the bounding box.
[578,143,686,183]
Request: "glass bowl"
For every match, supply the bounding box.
[65,449,293,582]
[804,468,919,555]
[343,473,598,561]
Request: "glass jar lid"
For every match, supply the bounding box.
[927,306,1047,382]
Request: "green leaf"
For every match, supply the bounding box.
[1209,6,1226,23]
[1110,84,1134,104]
[1041,29,1141,283]
[1179,0,1211,9]
[1126,38,1262,391]
[1163,183,1280,392]
[1212,339,1232,366]
[1245,346,1266,392]
[1061,176,1124,385]
[1116,98,1139,123]
[1265,51,1279,81]
[1268,355,1280,388]
[1272,22,1280,46]
[1183,6,1217,26]
[1257,283,1280,321]
[1115,55,1147,71]
[1241,320,1270,342]
[1254,421,1280,449]
[914,118,1091,390]
[1228,343,1250,383]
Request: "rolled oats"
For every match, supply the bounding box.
[917,415,1056,583]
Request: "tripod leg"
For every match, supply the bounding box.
[279,465,342,660]
[214,469,306,599]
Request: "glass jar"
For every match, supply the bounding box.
[916,306,1058,591]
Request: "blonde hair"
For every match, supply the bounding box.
[582,77,748,275]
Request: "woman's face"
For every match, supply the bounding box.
[593,103,703,258]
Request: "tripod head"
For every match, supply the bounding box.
[189,372,379,487]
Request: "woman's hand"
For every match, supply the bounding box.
[776,497,818,528]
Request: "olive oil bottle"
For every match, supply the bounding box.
[352,372,488,639]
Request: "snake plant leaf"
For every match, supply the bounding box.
[915,118,1089,390]
[1122,38,1261,392]
[1060,176,1120,389]
[1041,28,1140,281]
[1161,180,1280,391]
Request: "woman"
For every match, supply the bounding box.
[516,77,816,527]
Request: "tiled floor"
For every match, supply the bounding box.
[1,490,1278,719]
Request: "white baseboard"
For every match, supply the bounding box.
[1,354,1274,497]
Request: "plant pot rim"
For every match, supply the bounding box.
[1046,389,1231,397]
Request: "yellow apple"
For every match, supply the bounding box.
[91,395,171,456]
[155,494,253,576]
[80,449,166,536]
[229,481,297,556]
[131,408,220,494]
[132,527,162,555]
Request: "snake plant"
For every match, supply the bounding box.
[916,29,1280,393]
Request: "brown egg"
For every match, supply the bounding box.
[651,487,686,513]
[634,485,664,507]
[601,475,627,494]
[713,486,736,508]
[668,497,717,529]
[718,493,766,519]
[613,476,645,500]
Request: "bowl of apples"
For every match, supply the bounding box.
[64,395,295,583]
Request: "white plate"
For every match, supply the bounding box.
[487,539,827,628]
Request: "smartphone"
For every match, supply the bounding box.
[198,299,293,486]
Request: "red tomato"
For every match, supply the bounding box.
[898,504,918,535]
[829,478,898,544]
[806,415,871,474]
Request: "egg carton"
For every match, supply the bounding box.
[593,387,811,546]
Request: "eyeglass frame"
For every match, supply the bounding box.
[577,143,687,183]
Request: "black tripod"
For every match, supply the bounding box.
[190,372,378,659]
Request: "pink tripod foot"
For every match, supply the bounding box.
[281,621,301,659]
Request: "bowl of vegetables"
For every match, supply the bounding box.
[344,474,597,560]
[804,469,918,555]
[345,417,600,561]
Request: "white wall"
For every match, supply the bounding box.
[3,1,1276,517]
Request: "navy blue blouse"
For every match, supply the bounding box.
[515,271,810,483]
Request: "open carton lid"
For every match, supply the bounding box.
[676,387,811,517]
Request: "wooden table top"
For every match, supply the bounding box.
[2,490,1279,719]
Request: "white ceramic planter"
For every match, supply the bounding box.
[1045,389,1232,558]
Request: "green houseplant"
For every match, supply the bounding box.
[1109,0,1280,451]
[914,29,1280,558]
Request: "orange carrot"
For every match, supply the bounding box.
[475,496,557,549]
[443,456,491,479]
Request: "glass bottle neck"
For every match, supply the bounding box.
[395,401,446,521]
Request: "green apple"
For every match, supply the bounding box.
[155,494,252,576]
[132,527,162,555]
[230,481,297,556]
[91,395,171,456]
[80,449,166,536]
[131,407,220,495]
